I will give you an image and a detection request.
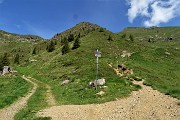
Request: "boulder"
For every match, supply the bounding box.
[95,78,106,86]
[2,66,11,75]
[88,78,106,87]
[61,80,70,86]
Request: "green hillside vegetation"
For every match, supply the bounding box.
[0,76,32,108]
[0,22,180,119]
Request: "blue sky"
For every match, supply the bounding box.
[0,0,179,39]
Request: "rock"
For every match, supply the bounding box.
[2,66,11,75]
[121,51,133,58]
[165,52,170,55]
[61,80,70,86]
[96,91,105,96]
[87,78,106,88]
[95,78,106,86]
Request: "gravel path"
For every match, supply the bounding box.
[0,75,38,120]
[37,80,180,120]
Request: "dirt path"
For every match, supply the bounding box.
[37,80,180,120]
[0,75,38,120]
[27,77,57,106]
[46,84,57,106]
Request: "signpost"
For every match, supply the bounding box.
[94,49,101,90]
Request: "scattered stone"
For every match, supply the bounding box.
[61,80,70,86]
[96,91,105,96]
[121,51,134,58]
[102,86,108,88]
[30,59,37,62]
[165,52,170,55]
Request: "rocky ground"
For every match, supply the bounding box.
[37,80,180,120]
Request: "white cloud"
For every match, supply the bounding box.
[127,0,180,27]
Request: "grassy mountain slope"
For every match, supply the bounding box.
[0,23,180,120]
[1,23,180,105]
[116,27,180,98]
[16,29,140,104]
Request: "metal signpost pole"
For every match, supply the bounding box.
[96,52,98,90]
[95,49,101,90]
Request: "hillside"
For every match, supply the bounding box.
[0,22,180,120]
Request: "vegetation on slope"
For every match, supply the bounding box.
[0,22,180,119]
[0,76,32,108]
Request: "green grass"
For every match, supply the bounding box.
[14,77,50,120]
[0,76,32,109]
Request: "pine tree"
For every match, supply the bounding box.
[72,37,80,50]
[0,56,3,71]
[121,33,126,38]
[68,34,74,42]
[129,34,134,41]
[14,53,20,64]
[107,35,113,41]
[54,40,57,45]
[78,33,81,38]
[32,47,37,54]
[62,39,70,55]
[2,53,10,66]
[47,41,55,52]
[61,37,67,45]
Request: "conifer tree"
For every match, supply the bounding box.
[121,33,126,38]
[0,56,3,71]
[14,53,20,64]
[1,53,10,66]
[32,47,37,54]
[108,35,113,41]
[129,34,134,41]
[68,34,74,42]
[47,41,55,52]
[72,37,80,50]
[78,33,81,38]
[62,39,70,55]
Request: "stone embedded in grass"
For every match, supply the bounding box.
[96,91,105,96]
[165,52,170,56]
[61,80,70,86]
[121,51,134,58]
[87,78,106,88]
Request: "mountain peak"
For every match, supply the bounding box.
[52,22,101,40]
